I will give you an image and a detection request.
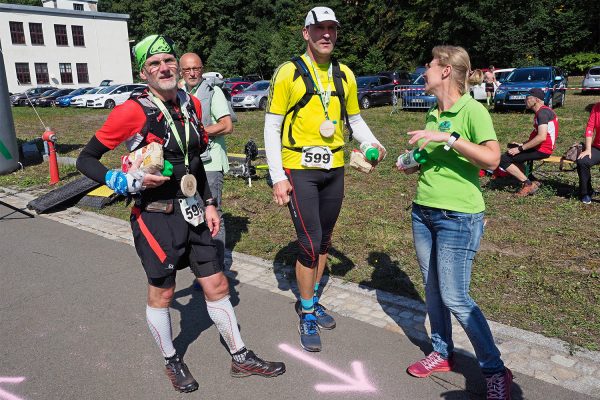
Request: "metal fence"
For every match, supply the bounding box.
[391,85,437,115]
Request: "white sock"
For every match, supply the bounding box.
[146,305,176,358]
[206,295,245,354]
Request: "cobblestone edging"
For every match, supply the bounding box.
[1,188,599,398]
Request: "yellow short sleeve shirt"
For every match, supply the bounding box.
[267,54,360,169]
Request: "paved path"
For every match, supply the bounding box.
[1,188,599,399]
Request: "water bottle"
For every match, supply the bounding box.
[359,142,380,162]
[397,148,428,170]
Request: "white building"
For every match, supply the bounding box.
[0,1,132,94]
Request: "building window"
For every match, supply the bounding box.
[15,63,31,84]
[54,24,68,46]
[9,21,25,45]
[29,23,44,45]
[35,63,49,84]
[59,63,73,84]
[73,3,83,10]
[76,63,89,83]
[71,25,85,47]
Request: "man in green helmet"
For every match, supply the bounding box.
[77,34,285,394]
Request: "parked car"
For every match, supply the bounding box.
[25,89,58,106]
[494,66,567,111]
[223,81,252,96]
[99,79,113,87]
[35,89,76,107]
[471,68,514,101]
[231,80,270,110]
[128,85,148,100]
[582,66,600,94]
[357,75,396,109]
[70,87,103,107]
[10,86,57,106]
[377,70,412,86]
[397,74,437,110]
[55,87,94,107]
[86,84,146,109]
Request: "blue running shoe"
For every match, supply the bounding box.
[582,195,592,204]
[314,303,336,330]
[298,313,321,352]
[295,301,336,330]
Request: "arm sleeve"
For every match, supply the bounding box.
[76,136,111,183]
[264,112,287,184]
[348,113,380,145]
[586,103,600,137]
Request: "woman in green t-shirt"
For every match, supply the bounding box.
[398,46,512,400]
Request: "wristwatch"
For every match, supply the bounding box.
[204,198,218,207]
[444,132,461,151]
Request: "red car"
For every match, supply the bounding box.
[223,81,252,96]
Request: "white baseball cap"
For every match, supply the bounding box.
[304,7,340,27]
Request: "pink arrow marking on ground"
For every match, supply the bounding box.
[279,343,376,393]
[0,377,25,400]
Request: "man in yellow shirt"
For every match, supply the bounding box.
[264,6,386,352]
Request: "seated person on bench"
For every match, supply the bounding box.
[499,88,558,196]
[576,102,600,204]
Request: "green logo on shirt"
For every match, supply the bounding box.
[439,121,451,132]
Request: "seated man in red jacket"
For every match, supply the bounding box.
[576,102,600,204]
[499,88,559,196]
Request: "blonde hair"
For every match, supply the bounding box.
[432,45,481,94]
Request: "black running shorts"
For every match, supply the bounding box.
[130,203,221,288]
[285,167,344,268]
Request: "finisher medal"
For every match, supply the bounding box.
[319,119,335,138]
[180,174,197,197]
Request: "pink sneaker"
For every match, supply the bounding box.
[406,352,453,378]
[486,368,513,400]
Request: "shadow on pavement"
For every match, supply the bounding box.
[359,251,429,354]
[171,271,242,357]
[417,350,525,399]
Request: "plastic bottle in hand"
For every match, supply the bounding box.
[397,148,428,170]
[359,142,380,163]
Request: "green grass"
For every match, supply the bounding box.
[3,79,600,351]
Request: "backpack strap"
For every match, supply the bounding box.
[331,58,353,141]
[282,57,353,147]
[130,91,165,151]
[281,57,316,146]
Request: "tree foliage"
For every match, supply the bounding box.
[10,0,599,76]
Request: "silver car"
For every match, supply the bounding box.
[582,66,600,94]
[231,80,270,110]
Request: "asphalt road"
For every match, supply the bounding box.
[0,204,593,400]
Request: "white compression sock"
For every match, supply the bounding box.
[206,295,246,354]
[146,305,176,358]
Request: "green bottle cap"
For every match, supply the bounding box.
[161,160,174,177]
[365,147,379,162]
[414,149,428,164]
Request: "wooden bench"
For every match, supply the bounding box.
[525,155,575,176]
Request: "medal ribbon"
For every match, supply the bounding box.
[149,92,191,172]
[305,54,333,120]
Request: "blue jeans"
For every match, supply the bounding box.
[412,203,504,375]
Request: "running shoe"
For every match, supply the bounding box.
[164,354,199,393]
[230,350,286,378]
[406,352,453,378]
[298,313,321,352]
[515,181,541,197]
[582,195,592,204]
[486,368,513,400]
[295,301,336,330]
